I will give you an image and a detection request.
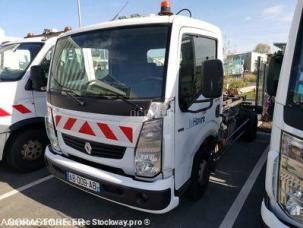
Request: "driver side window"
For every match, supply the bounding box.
[179,34,217,111]
[40,47,53,79]
[179,35,194,111]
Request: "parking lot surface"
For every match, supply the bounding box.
[0,132,269,228]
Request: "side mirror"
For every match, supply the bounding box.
[30,65,47,91]
[201,59,224,98]
[266,54,283,97]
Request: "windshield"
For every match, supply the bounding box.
[289,50,303,105]
[50,25,170,99]
[0,43,43,81]
[284,13,303,130]
[288,12,303,106]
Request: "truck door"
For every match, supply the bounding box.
[33,48,53,117]
[174,30,220,190]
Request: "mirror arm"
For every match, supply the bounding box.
[187,99,213,113]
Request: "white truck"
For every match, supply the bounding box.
[0,28,69,172]
[261,1,303,227]
[42,1,259,213]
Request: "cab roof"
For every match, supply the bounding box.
[1,36,58,46]
[61,15,221,38]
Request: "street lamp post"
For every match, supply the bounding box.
[77,0,82,27]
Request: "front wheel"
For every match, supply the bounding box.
[5,128,49,172]
[186,146,212,201]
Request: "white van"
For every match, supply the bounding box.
[261,1,303,227]
[0,29,68,172]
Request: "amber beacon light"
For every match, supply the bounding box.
[159,0,174,16]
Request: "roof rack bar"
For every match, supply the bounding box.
[24,26,72,39]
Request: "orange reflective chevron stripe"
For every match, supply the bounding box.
[0,104,32,117]
[12,104,31,114]
[55,115,135,143]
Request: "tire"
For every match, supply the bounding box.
[243,111,258,142]
[186,145,212,201]
[5,128,49,172]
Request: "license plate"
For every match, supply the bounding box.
[66,172,101,193]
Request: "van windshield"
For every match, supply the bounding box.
[284,15,303,130]
[50,25,170,100]
[289,51,303,106]
[0,43,43,81]
[288,15,303,106]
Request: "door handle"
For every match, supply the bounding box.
[178,128,185,132]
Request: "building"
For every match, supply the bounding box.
[225,52,268,76]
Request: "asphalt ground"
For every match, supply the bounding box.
[0,132,270,228]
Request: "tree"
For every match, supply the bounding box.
[254,43,271,54]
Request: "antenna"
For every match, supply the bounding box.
[111,1,129,21]
[176,9,192,17]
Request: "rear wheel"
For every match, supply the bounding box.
[186,145,213,201]
[5,128,49,172]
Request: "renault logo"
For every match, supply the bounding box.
[84,142,92,155]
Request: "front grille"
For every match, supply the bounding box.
[62,154,127,177]
[62,134,126,159]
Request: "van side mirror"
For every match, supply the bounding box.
[201,59,224,98]
[30,65,47,91]
[266,54,283,96]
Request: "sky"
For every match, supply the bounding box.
[0,0,298,53]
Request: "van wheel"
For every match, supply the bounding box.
[187,146,212,201]
[5,128,49,172]
[243,111,258,142]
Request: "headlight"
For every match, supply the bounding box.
[278,132,303,222]
[45,107,61,152]
[135,119,162,178]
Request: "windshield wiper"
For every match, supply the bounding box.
[87,79,145,111]
[61,88,85,106]
[51,75,85,106]
[108,94,145,112]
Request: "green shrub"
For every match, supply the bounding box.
[244,91,256,100]
[243,74,257,83]
[227,79,248,89]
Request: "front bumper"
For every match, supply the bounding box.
[261,200,289,228]
[261,192,301,228]
[45,146,179,214]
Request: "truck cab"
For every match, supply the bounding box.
[261,1,303,227]
[0,29,67,172]
[44,4,228,213]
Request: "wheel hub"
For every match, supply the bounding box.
[21,140,43,161]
